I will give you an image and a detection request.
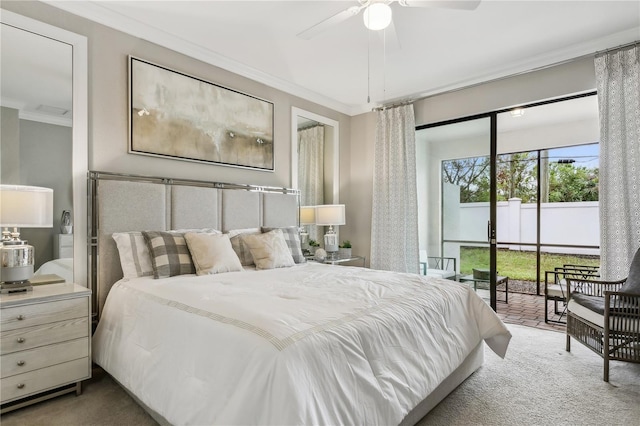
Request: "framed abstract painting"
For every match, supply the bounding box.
[129,56,274,170]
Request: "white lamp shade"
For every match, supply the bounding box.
[0,185,54,228]
[299,206,316,225]
[315,204,346,226]
[363,3,392,31]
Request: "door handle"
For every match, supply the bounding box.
[487,220,491,243]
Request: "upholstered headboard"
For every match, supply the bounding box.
[88,171,299,320]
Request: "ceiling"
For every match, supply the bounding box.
[40,0,638,116]
[2,0,640,119]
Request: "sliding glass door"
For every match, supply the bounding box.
[416,93,600,314]
[416,115,499,309]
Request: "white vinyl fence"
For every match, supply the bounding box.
[456,199,600,256]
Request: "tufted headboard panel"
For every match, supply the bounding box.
[88,171,299,320]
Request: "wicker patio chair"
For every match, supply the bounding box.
[544,265,600,323]
[565,247,640,381]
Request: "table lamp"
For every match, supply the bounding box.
[299,206,316,253]
[315,204,345,259]
[1,185,53,293]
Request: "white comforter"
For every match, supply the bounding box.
[93,263,511,425]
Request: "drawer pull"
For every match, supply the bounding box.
[17,360,25,366]
[17,383,25,389]
[17,337,25,343]
[17,314,25,321]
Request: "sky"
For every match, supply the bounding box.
[547,143,599,169]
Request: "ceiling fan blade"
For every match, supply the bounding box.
[297,5,364,40]
[399,0,481,10]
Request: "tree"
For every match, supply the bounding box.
[496,152,537,203]
[442,157,490,203]
[548,164,599,202]
[443,153,599,204]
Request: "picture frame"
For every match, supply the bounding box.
[129,56,274,171]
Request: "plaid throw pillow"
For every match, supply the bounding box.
[261,226,305,264]
[227,228,262,266]
[142,231,195,278]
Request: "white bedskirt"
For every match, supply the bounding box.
[93,263,511,425]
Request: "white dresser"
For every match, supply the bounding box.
[54,234,74,259]
[0,283,91,413]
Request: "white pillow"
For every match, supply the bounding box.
[112,231,154,278]
[184,233,243,275]
[112,228,221,278]
[241,229,295,270]
[227,228,262,266]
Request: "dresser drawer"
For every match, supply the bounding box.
[1,337,89,378]
[1,357,89,404]
[0,317,89,355]
[1,297,87,332]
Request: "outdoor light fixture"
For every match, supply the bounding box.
[363,2,392,30]
[0,185,53,293]
[315,204,346,258]
[510,108,525,117]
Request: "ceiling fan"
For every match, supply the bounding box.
[297,0,481,40]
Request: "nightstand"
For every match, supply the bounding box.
[0,283,91,413]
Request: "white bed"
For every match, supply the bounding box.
[93,263,509,425]
[88,172,511,426]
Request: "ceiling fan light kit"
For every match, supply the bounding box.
[363,3,393,31]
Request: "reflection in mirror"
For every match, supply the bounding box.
[1,11,88,286]
[291,108,339,244]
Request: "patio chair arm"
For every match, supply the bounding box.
[566,277,627,298]
[604,291,640,323]
[425,256,456,272]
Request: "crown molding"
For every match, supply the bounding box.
[42,0,358,116]
[40,2,640,117]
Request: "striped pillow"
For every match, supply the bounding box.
[112,231,154,278]
[261,226,305,264]
[142,231,195,278]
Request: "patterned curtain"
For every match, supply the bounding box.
[370,104,419,273]
[595,44,640,280]
[298,125,325,243]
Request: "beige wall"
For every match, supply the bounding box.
[2,0,350,190]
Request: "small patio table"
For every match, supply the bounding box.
[459,274,509,303]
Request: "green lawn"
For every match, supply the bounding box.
[460,247,600,281]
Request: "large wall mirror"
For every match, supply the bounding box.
[1,11,88,286]
[291,107,339,243]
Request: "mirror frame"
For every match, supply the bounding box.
[2,11,88,287]
[291,107,340,204]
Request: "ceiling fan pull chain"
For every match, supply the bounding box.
[367,28,371,103]
[383,27,387,103]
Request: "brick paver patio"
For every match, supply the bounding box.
[495,291,565,333]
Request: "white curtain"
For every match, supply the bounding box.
[370,104,419,273]
[298,125,324,243]
[595,44,640,280]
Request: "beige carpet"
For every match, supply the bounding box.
[2,324,639,426]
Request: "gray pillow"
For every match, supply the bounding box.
[620,246,640,294]
[143,231,195,278]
